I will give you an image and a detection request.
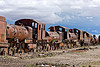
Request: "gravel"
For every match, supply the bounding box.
[0,45,100,67]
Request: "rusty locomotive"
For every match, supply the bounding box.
[0,16,98,56]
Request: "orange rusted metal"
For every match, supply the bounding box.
[0,44,8,48]
[0,16,98,55]
[48,26,69,40]
[15,19,46,40]
[83,31,92,43]
[7,24,32,41]
[25,39,33,43]
[0,16,7,43]
[70,28,83,40]
[28,44,37,49]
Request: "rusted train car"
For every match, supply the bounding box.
[0,16,98,56]
[0,16,47,55]
[47,26,97,49]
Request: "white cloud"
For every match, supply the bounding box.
[70,6,82,9]
[92,30,99,33]
[88,4,98,8]
[86,17,93,19]
[0,0,63,23]
[86,17,94,21]
[64,16,71,22]
[0,0,100,24]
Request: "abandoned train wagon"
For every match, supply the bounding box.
[0,16,98,56]
[0,16,47,55]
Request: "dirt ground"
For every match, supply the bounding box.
[0,45,100,67]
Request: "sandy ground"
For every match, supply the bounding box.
[0,45,100,67]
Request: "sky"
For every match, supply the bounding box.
[0,0,100,36]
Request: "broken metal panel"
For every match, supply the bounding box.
[58,31,64,40]
[84,33,90,43]
[46,31,59,39]
[0,16,7,43]
[69,33,77,40]
[26,26,33,39]
[83,31,92,43]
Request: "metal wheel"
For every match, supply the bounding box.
[8,47,15,56]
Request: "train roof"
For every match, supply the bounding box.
[49,25,69,29]
[83,31,92,35]
[15,19,45,26]
[72,28,82,31]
